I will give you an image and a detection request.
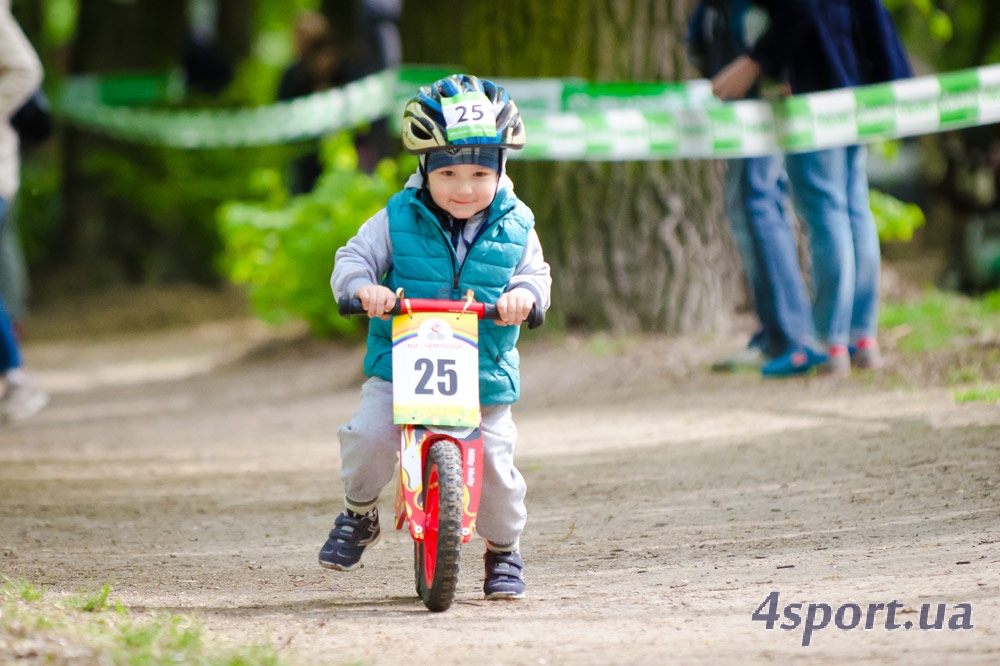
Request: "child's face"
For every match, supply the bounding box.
[426,164,498,219]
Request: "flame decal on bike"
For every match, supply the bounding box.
[400,425,423,494]
[396,425,428,539]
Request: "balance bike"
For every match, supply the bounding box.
[338,296,542,611]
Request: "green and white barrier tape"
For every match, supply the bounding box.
[519,66,1000,160]
[54,64,1000,159]
[57,69,396,149]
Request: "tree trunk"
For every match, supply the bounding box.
[216,0,256,65]
[401,1,741,334]
[53,0,187,284]
[10,1,43,52]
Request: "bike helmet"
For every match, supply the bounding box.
[401,74,526,154]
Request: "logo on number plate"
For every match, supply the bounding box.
[418,318,452,342]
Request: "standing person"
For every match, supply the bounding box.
[0,1,48,422]
[319,74,551,600]
[356,0,402,167]
[712,0,912,375]
[687,0,824,376]
[278,11,359,193]
[277,11,332,102]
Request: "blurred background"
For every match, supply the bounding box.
[8,0,1000,340]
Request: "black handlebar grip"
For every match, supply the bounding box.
[482,303,545,329]
[338,297,385,316]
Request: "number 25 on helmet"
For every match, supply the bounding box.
[401,74,527,154]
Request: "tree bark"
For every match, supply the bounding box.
[10,1,43,51]
[401,0,741,334]
[216,0,256,65]
[53,0,187,283]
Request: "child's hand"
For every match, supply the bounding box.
[355,285,397,320]
[495,288,535,326]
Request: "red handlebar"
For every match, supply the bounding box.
[337,297,545,329]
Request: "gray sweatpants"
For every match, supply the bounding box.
[337,377,527,549]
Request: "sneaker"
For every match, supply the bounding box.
[849,338,884,370]
[483,550,525,600]
[318,508,381,571]
[0,379,49,423]
[761,347,827,378]
[817,345,850,377]
[711,346,768,373]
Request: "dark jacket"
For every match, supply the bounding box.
[749,0,912,94]
[688,0,753,78]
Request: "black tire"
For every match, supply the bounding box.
[415,440,464,612]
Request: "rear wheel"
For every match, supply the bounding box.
[415,440,464,612]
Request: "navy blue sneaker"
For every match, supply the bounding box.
[761,347,827,378]
[319,508,381,571]
[484,550,526,600]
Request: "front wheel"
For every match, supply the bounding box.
[415,440,464,612]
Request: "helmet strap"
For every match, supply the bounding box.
[418,153,428,180]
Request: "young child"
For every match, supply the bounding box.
[320,74,551,600]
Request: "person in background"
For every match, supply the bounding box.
[356,0,403,169]
[687,0,824,377]
[0,1,48,422]
[278,11,359,193]
[278,11,328,100]
[183,0,234,97]
[712,0,912,375]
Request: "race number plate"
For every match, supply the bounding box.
[442,91,496,142]
[392,311,479,427]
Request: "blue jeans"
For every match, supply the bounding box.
[0,197,22,373]
[785,145,881,347]
[725,155,815,357]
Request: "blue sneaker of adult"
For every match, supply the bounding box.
[761,347,827,378]
[318,508,381,571]
[484,550,526,600]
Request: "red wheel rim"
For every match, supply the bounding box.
[422,463,440,585]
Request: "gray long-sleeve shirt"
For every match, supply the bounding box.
[331,171,552,311]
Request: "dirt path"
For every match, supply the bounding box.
[2,304,999,665]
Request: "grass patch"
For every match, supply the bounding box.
[1,577,291,666]
[953,385,1000,404]
[880,288,1000,352]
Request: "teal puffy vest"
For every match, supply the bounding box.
[364,186,534,405]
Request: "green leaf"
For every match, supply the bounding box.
[218,133,413,338]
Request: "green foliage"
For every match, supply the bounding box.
[883,0,953,42]
[219,133,415,338]
[880,288,1000,352]
[870,188,926,243]
[17,152,61,265]
[221,56,285,109]
[83,141,301,284]
[256,0,322,69]
[41,0,79,47]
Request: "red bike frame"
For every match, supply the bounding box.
[395,424,484,574]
